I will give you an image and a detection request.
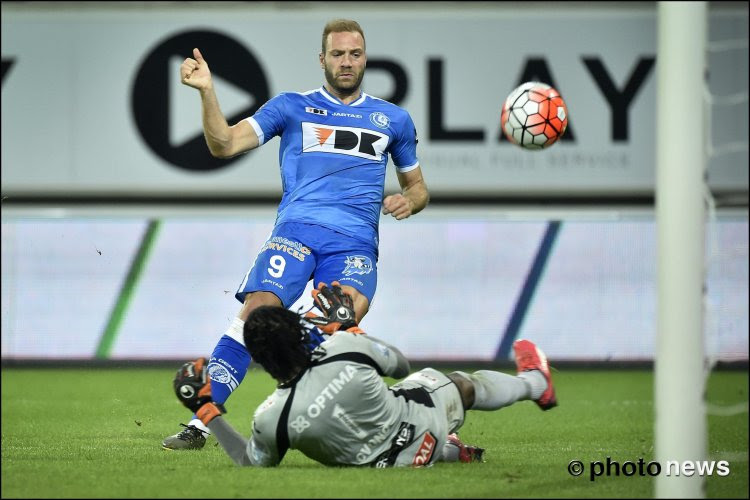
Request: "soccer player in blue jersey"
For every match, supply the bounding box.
[163,19,430,449]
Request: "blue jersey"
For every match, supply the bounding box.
[245,87,420,249]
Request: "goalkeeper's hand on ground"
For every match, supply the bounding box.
[173,357,225,425]
[308,281,363,334]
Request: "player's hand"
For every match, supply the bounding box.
[309,281,359,333]
[382,194,414,220]
[180,48,213,91]
[173,357,214,413]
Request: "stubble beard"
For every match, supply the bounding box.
[324,64,365,98]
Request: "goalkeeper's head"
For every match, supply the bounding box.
[244,306,313,385]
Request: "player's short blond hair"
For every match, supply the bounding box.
[321,19,366,54]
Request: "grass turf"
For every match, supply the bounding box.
[1,367,747,498]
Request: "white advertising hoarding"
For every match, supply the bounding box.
[2,211,747,362]
[1,2,747,198]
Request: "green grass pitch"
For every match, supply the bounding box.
[1,366,747,498]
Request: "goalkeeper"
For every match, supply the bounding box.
[173,283,557,467]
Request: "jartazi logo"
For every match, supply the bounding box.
[301,122,388,160]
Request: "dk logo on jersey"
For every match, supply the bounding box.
[301,122,389,160]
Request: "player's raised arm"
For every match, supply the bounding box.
[382,167,430,220]
[180,47,259,158]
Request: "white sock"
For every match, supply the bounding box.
[189,317,245,438]
[189,418,210,435]
[468,370,532,410]
[517,370,548,401]
[441,440,461,462]
[224,317,246,346]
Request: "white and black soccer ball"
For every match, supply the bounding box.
[501,81,568,150]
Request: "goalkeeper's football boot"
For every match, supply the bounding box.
[444,433,485,463]
[513,339,557,410]
[162,423,208,450]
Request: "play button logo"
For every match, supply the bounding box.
[131,30,269,172]
[169,56,256,147]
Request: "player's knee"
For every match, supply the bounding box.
[240,291,283,319]
[447,371,475,410]
[339,285,370,322]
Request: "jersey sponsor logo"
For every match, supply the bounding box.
[333,403,367,439]
[260,236,311,262]
[355,420,391,462]
[343,255,373,276]
[332,112,362,119]
[301,122,388,160]
[339,277,364,288]
[369,111,390,129]
[305,364,359,421]
[305,106,328,116]
[261,278,284,290]
[412,432,437,466]
[394,422,415,448]
[371,422,415,468]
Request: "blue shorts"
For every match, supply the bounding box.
[235,222,378,307]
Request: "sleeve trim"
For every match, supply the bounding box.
[245,116,265,145]
[395,161,419,173]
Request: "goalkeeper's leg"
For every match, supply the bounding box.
[448,340,556,412]
[439,346,555,463]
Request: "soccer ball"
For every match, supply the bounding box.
[500,82,568,150]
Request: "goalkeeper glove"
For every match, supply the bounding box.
[173,357,224,425]
[308,281,362,334]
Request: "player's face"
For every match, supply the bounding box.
[320,31,366,97]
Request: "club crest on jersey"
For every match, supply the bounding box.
[208,362,239,391]
[301,122,388,160]
[343,255,373,276]
[369,112,390,129]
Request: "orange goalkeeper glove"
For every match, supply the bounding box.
[308,281,362,334]
[172,357,225,425]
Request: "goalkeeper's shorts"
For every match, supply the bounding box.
[235,221,378,307]
[372,368,466,467]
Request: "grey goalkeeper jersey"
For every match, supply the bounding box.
[241,332,448,467]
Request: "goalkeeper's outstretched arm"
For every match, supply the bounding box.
[206,417,279,467]
[206,418,254,466]
[173,358,280,467]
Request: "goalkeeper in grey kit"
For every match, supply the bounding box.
[174,283,557,467]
